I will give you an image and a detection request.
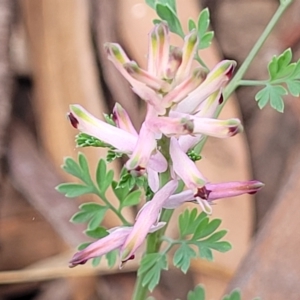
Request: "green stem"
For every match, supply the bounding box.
[223,0,292,101]
[132,268,148,300]
[132,208,174,300]
[193,1,293,156]
[195,53,210,72]
[238,79,268,86]
[94,189,131,226]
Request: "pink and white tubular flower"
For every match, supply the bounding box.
[163,180,265,210]
[121,180,178,264]
[69,180,178,268]
[68,104,167,192]
[69,226,132,268]
[68,23,262,211]
[67,23,264,269]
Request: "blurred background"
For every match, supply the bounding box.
[1,0,300,299]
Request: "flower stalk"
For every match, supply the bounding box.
[223,0,293,101]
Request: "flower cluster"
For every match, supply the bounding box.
[68,23,263,268]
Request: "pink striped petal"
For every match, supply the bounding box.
[69,105,136,153]
[69,226,132,267]
[121,180,178,263]
[175,30,199,84]
[170,137,206,190]
[113,103,138,136]
[163,68,207,107]
[124,61,170,92]
[175,60,236,114]
[165,46,182,79]
[147,116,193,136]
[192,117,243,138]
[206,180,264,200]
[126,123,157,171]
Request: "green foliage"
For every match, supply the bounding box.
[76,133,109,148]
[96,159,114,193]
[145,0,156,9]
[56,153,95,196]
[173,208,231,273]
[77,242,91,251]
[112,180,142,209]
[147,1,214,49]
[255,84,286,112]
[187,149,202,162]
[85,226,108,239]
[75,133,123,163]
[181,286,261,300]
[56,183,94,198]
[92,257,101,267]
[106,150,124,163]
[255,49,300,112]
[173,242,196,273]
[188,18,196,31]
[178,208,206,237]
[57,154,141,224]
[57,154,114,199]
[117,168,148,193]
[71,203,108,230]
[222,289,241,300]
[146,2,214,70]
[156,3,184,38]
[103,113,116,126]
[187,285,205,300]
[112,180,130,202]
[147,0,177,13]
[60,153,94,185]
[106,249,118,268]
[122,190,142,207]
[138,253,168,292]
[146,0,184,37]
[182,286,259,300]
[196,8,214,49]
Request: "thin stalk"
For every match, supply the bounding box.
[132,159,173,300]
[132,208,174,300]
[132,268,148,300]
[223,0,293,101]
[238,80,268,86]
[194,0,293,155]
[94,188,131,226]
[195,53,209,72]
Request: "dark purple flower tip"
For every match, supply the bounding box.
[112,111,117,123]
[68,250,90,268]
[228,122,243,137]
[121,254,135,265]
[130,166,146,177]
[228,126,239,136]
[218,94,224,105]
[69,259,88,268]
[195,186,211,200]
[68,112,79,129]
[226,64,236,79]
[248,191,257,195]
